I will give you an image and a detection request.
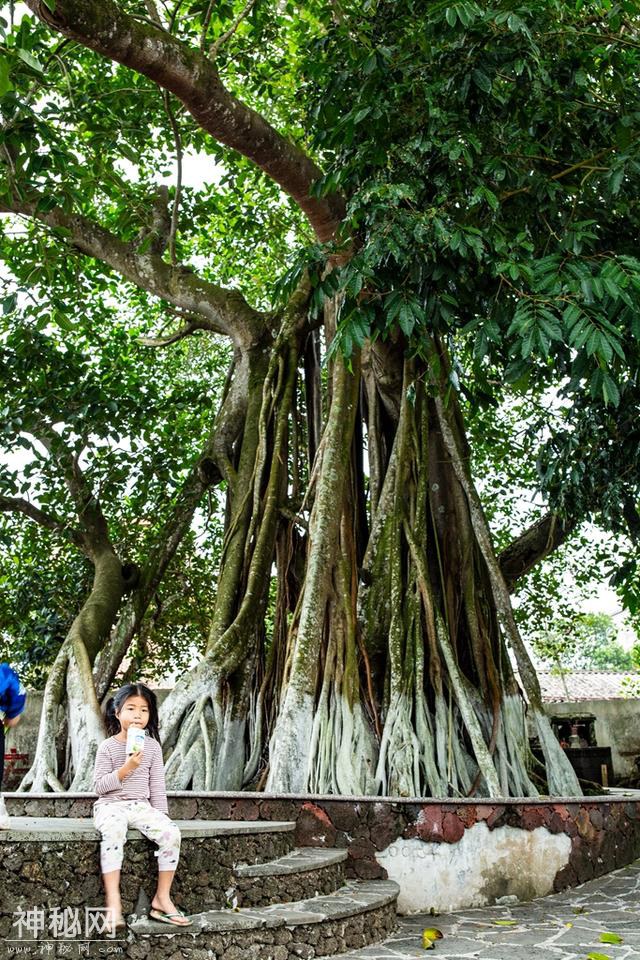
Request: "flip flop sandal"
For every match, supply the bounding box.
[149,909,193,927]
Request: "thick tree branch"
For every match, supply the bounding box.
[0,193,264,349]
[24,0,346,242]
[0,495,85,549]
[19,418,123,561]
[138,320,204,347]
[499,512,577,590]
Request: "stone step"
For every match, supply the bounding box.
[129,878,399,958]
[1,816,298,918]
[233,847,349,907]
[236,846,348,877]
[3,816,296,841]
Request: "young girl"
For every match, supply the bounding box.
[93,682,192,930]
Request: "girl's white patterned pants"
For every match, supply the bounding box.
[93,799,181,874]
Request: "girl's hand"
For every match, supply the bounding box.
[118,749,144,780]
[128,748,144,769]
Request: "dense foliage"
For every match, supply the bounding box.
[533,612,638,672]
[0,0,639,797]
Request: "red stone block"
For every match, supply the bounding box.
[549,812,568,833]
[371,819,404,850]
[198,798,233,819]
[347,837,377,860]
[456,806,477,828]
[296,801,338,847]
[320,801,360,832]
[441,811,465,843]
[259,799,295,821]
[415,806,443,842]
[520,805,549,831]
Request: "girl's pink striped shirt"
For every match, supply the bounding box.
[92,734,168,813]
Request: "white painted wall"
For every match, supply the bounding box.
[376,822,571,914]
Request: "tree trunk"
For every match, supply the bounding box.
[19,548,133,791]
[160,325,303,789]
[267,352,362,791]
[257,345,580,798]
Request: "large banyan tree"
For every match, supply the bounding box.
[1,0,640,797]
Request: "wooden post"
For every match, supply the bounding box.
[600,764,609,788]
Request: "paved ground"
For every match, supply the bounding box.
[342,860,640,959]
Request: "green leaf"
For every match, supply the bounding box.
[36,195,58,214]
[608,167,624,195]
[2,293,18,315]
[601,373,620,407]
[17,49,44,74]
[507,13,525,31]
[599,933,623,945]
[0,55,12,97]
[398,303,415,336]
[586,953,611,960]
[472,69,491,93]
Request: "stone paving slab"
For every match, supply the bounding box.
[259,880,399,924]
[339,861,640,959]
[2,816,295,841]
[129,879,400,935]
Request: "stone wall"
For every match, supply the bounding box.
[5,792,640,914]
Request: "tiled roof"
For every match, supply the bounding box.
[538,671,635,702]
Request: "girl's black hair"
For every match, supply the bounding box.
[104,683,161,744]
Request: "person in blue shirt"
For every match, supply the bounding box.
[0,662,27,828]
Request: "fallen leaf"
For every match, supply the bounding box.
[493,919,517,926]
[599,933,624,945]
[586,953,611,960]
[565,922,573,928]
[422,928,443,949]
[573,906,588,914]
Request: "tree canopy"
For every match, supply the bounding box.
[533,611,638,672]
[1,0,640,798]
